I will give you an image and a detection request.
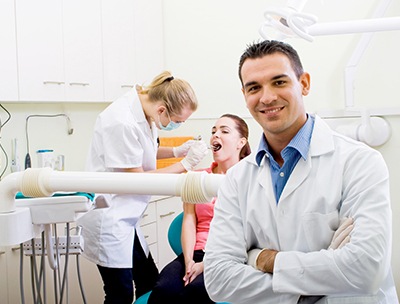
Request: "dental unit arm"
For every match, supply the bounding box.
[259,0,397,147]
[259,0,400,42]
[0,168,225,246]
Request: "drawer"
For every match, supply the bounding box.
[140,202,156,226]
[141,222,157,245]
[149,242,158,265]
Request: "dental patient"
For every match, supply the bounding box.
[148,114,251,304]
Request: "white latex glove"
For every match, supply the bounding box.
[329,217,354,250]
[180,140,208,171]
[172,139,196,158]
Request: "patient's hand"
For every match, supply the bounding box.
[183,261,204,286]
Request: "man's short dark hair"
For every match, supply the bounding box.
[238,40,304,85]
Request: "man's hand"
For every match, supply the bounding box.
[329,217,354,250]
[247,218,353,273]
[256,249,278,273]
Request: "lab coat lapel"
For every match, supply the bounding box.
[255,156,277,210]
[279,115,334,202]
[279,155,311,202]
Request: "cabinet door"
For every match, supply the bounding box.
[0,1,18,101]
[15,0,103,102]
[0,247,8,302]
[102,0,165,101]
[63,0,104,102]
[101,0,137,101]
[155,196,183,270]
[15,0,65,102]
[133,0,164,84]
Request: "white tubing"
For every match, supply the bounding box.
[38,169,185,197]
[0,168,226,213]
[45,224,58,270]
[308,17,400,36]
[181,171,210,203]
[0,171,24,213]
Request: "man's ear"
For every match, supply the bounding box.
[300,72,311,96]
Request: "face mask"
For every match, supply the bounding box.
[157,113,182,131]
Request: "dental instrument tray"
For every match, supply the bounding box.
[15,192,94,224]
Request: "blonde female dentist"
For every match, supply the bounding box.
[78,71,208,304]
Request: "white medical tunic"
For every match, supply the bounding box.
[204,115,398,304]
[77,88,158,268]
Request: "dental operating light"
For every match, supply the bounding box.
[260,1,400,42]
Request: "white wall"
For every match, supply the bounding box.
[0,0,399,300]
[0,103,108,172]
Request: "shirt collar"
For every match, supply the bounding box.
[130,88,147,123]
[255,114,315,166]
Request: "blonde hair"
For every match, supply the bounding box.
[137,71,198,115]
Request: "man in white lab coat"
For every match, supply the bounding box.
[203,40,398,303]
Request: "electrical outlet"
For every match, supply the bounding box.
[22,235,83,256]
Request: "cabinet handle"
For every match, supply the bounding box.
[11,247,20,251]
[159,211,175,218]
[43,81,65,85]
[0,251,5,255]
[69,82,89,86]
[142,214,148,218]
[144,235,149,239]
[121,84,134,88]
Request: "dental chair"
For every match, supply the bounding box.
[134,212,229,304]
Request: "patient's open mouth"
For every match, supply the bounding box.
[212,144,222,152]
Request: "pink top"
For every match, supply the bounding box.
[194,162,218,250]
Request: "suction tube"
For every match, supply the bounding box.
[0,168,226,213]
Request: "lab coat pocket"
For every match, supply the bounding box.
[316,294,382,304]
[302,211,339,251]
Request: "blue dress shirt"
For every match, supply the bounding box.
[255,115,315,203]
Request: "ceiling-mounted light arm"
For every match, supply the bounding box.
[335,108,391,147]
[344,0,393,109]
[357,109,391,147]
[260,1,400,42]
[308,17,400,37]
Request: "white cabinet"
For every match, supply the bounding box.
[154,196,183,270]
[131,0,164,87]
[0,1,19,101]
[101,0,164,101]
[62,0,104,102]
[3,0,164,103]
[15,0,65,102]
[140,202,158,263]
[15,0,104,102]
[0,247,8,301]
[141,196,183,270]
[101,0,137,101]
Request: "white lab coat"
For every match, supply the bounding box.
[77,88,158,268]
[204,115,398,304]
